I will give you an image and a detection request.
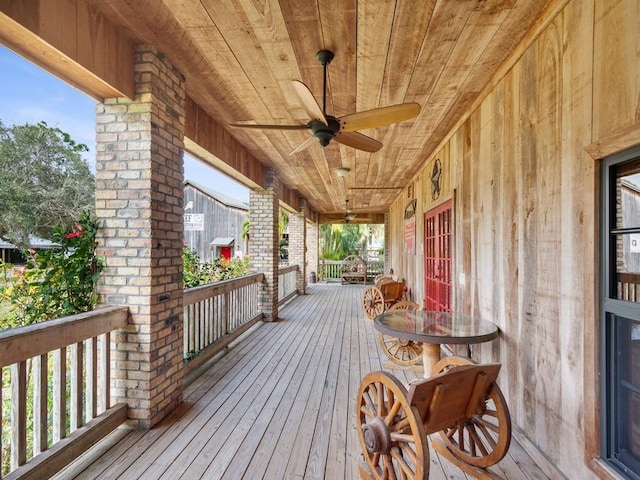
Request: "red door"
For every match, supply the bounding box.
[220,246,232,260]
[424,201,452,312]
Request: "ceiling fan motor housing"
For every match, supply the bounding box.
[310,117,340,146]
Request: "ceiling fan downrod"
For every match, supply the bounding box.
[316,50,334,115]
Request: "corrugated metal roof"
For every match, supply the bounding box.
[210,237,235,246]
[184,180,249,211]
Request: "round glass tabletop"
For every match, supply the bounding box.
[373,310,499,345]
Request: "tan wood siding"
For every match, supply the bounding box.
[386,0,639,477]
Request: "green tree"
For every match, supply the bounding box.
[0,120,94,248]
[320,223,365,259]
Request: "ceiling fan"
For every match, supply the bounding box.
[230,50,421,155]
[326,199,372,224]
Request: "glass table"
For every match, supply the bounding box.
[373,310,499,377]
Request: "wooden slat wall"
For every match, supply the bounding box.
[387,0,640,477]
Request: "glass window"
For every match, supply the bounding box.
[602,149,640,479]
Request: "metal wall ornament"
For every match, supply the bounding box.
[431,158,442,200]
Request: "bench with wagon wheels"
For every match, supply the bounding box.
[341,254,368,285]
[361,276,407,320]
[356,356,512,479]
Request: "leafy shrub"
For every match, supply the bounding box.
[1,211,104,329]
[182,246,250,288]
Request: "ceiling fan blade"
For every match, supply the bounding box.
[339,102,421,132]
[334,131,383,153]
[291,80,327,126]
[289,135,318,155]
[229,123,309,130]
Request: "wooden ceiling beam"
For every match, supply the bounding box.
[0,0,134,100]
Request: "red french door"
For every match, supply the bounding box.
[424,201,452,312]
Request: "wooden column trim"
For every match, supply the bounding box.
[585,122,640,160]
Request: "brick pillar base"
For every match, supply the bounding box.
[249,168,279,321]
[96,45,185,428]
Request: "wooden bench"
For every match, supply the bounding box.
[356,357,512,479]
[340,254,367,285]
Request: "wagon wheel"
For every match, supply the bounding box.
[362,286,385,320]
[356,372,429,479]
[377,301,422,366]
[433,357,512,468]
[378,334,423,366]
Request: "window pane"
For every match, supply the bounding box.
[614,316,640,473]
[614,164,640,301]
[615,164,640,230]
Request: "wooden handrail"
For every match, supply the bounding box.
[0,306,128,368]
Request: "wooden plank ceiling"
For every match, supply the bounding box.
[86,0,556,220]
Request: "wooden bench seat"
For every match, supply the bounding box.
[340,255,367,285]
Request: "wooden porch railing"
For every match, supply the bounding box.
[183,273,265,374]
[618,272,640,302]
[0,306,129,479]
[278,265,298,306]
[320,259,385,282]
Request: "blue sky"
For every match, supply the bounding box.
[0,46,249,203]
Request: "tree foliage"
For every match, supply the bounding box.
[320,223,365,259]
[0,120,95,247]
[1,211,103,329]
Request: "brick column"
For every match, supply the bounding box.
[95,45,185,429]
[288,199,307,294]
[249,168,279,321]
[306,221,319,284]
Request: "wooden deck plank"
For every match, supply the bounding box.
[55,283,550,480]
[180,289,332,479]
[236,292,338,479]
[147,303,314,479]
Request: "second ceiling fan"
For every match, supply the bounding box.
[230,50,421,155]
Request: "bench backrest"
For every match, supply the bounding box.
[341,255,366,273]
[406,363,501,434]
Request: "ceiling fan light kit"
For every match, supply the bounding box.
[229,49,421,155]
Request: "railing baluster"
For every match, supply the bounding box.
[101,332,111,411]
[70,342,84,432]
[53,347,67,442]
[10,361,27,469]
[33,353,48,455]
[224,290,230,337]
[87,336,98,420]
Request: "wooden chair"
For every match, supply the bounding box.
[356,357,512,479]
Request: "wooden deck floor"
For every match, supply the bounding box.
[56,283,550,480]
